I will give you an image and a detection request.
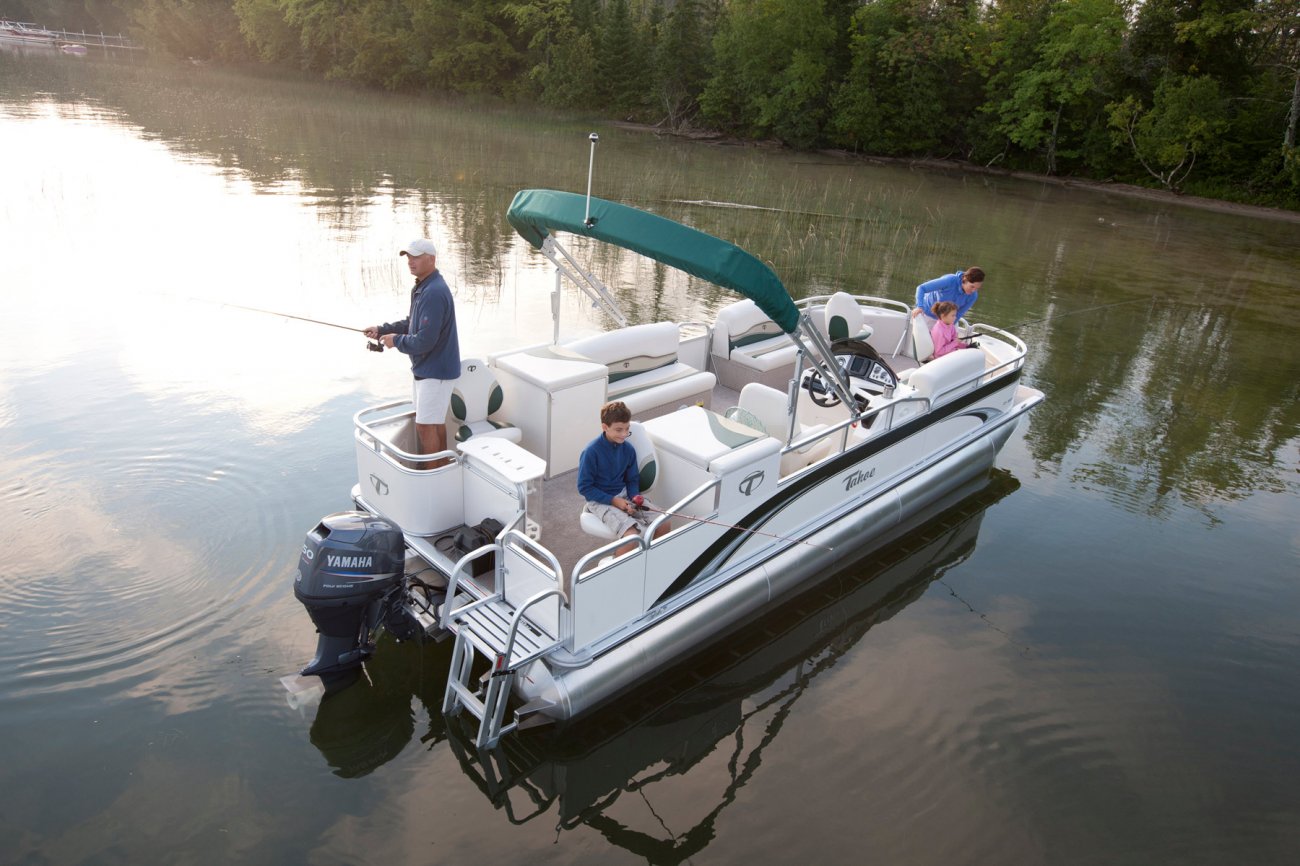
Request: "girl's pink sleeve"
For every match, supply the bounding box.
[931,321,959,357]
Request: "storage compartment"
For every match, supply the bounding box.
[492,348,608,477]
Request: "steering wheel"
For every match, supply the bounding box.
[802,369,842,408]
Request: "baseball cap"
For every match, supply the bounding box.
[399,238,437,257]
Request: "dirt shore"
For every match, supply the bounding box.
[614,121,1300,225]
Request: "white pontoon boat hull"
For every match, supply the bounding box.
[515,385,1037,721]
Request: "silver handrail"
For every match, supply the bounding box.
[354,400,460,466]
[502,527,562,576]
[440,544,501,631]
[498,587,570,672]
[571,476,721,583]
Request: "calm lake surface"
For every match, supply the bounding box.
[2,50,1298,866]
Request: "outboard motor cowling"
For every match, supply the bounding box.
[295,511,405,681]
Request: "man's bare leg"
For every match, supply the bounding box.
[415,422,451,469]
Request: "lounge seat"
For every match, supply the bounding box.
[709,299,798,391]
[567,322,715,419]
[906,347,986,405]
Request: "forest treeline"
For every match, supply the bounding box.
[7,0,1299,208]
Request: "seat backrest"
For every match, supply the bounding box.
[824,292,864,342]
[907,348,985,403]
[910,314,934,362]
[712,299,782,359]
[628,421,658,495]
[738,383,791,441]
[567,322,679,382]
[449,358,503,427]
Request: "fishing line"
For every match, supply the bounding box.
[632,497,833,550]
[994,296,1153,332]
[217,300,384,351]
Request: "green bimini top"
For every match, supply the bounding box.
[507,189,800,334]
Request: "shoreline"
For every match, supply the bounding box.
[615,121,1300,225]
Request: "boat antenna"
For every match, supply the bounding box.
[633,497,833,551]
[584,132,599,228]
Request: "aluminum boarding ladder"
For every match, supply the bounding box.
[441,587,566,749]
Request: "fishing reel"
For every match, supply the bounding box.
[367,341,384,353]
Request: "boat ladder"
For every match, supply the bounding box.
[441,588,566,749]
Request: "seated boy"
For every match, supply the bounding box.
[578,401,671,556]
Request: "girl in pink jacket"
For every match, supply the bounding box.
[929,301,971,359]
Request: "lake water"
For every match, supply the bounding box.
[2,50,1298,866]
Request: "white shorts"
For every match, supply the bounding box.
[412,378,454,424]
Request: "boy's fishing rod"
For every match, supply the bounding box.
[632,496,833,551]
[220,301,384,351]
[995,296,1152,332]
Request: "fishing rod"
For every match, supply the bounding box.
[220,301,384,351]
[632,496,834,551]
[994,296,1153,332]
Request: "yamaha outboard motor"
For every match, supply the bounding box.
[295,511,405,685]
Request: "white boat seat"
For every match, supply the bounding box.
[824,292,873,343]
[906,348,986,405]
[738,383,833,475]
[709,299,798,391]
[580,422,660,540]
[909,313,935,365]
[567,322,716,418]
[449,358,522,444]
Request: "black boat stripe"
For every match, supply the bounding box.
[653,368,1021,603]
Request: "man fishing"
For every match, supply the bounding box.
[364,238,461,468]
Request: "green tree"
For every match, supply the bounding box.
[654,0,714,127]
[419,0,524,96]
[506,0,596,106]
[595,0,646,116]
[1108,73,1229,190]
[993,0,1128,174]
[831,0,985,156]
[131,0,251,60]
[700,0,838,148]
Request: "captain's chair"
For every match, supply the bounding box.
[580,422,659,540]
[824,292,873,342]
[448,359,521,444]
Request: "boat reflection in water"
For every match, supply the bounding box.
[309,468,1018,848]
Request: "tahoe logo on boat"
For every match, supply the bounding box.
[370,474,389,496]
[738,470,765,496]
[843,467,876,491]
[327,554,373,569]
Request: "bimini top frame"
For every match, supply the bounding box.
[506,189,857,410]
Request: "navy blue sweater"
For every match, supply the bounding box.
[379,270,461,380]
[577,433,640,505]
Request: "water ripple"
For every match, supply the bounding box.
[0,429,323,709]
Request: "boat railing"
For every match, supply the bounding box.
[795,293,912,315]
[494,528,565,639]
[439,544,504,631]
[354,400,460,468]
[565,476,721,651]
[780,341,1027,469]
[503,587,569,667]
